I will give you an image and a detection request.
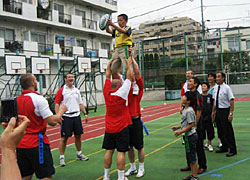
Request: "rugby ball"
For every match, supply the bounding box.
[99,14,110,31]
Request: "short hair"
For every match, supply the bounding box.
[118,14,128,21]
[190,77,200,89]
[20,73,34,90]
[207,72,216,79]
[217,72,226,81]
[201,82,210,89]
[64,73,73,79]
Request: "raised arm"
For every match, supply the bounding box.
[106,59,113,79]
[132,57,141,80]
[107,20,129,34]
[126,57,134,82]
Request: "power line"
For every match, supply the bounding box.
[204,2,250,8]
[130,6,200,27]
[129,0,190,20]
[209,16,250,22]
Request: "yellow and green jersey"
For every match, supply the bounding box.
[112,26,132,48]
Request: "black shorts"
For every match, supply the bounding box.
[128,117,144,150]
[102,126,130,152]
[16,144,55,179]
[202,116,215,140]
[184,133,198,165]
[61,115,83,137]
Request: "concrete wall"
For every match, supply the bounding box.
[230,84,250,95]
[141,89,165,101]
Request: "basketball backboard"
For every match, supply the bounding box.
[31,57,50,74]
[5,55,26,75]
[100,58,108,73]
[78,57,91,73]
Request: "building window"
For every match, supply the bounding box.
[246,40,250,49]
[75,9,86,27]
[76,39,86,48]
[0,28,14,41]
[101,43,110,51]
[31,33,46,43]
[228,37,239,51]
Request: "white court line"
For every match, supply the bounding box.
[47,106,179,138]
[49,126,105,143]
[47,121,105,137]
[50,110,179,151]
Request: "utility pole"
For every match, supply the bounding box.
[201,0,206,76]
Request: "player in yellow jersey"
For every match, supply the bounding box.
[106,14,132,74]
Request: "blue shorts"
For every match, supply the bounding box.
[184,133,198,165]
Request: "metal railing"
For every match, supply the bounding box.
[38,43,53,55]
[58,13,72,25]
[82,18,97,30]
[105,0,117,6]
[3,1,22,15]
[37,8,52,21]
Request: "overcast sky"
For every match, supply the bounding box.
[112,0,250,30]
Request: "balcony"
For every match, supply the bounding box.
[3,1,22,15]
[38,43,53,56]
[37,8,52,21]
[82,18,97,30]
[105,0,117,6]
[58,13,71,25]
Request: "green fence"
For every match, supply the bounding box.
[135,26,250,88]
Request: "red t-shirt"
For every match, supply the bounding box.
[103,79,132,133]
[128,77,144,117]
[17,90,53,148]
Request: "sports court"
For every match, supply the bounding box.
[22,96,250,180]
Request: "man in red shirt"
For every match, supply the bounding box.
[102,58,133,180]
[16,73,66,180]
[125,58,145,178]
[54,73,89,167]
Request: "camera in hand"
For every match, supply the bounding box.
[0,97,18,123]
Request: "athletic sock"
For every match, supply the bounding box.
[77,151,82,155]
[118,170,125,179]
[104,168,110,177]
[130,162,136,170]
[60,155,64,159]
[139,162,144,170]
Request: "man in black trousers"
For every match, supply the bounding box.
[212,72,237,157]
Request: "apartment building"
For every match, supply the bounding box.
[0,0,117,103]
[133,17,202,58]
[205,27,250,59]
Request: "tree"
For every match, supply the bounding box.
[171,57,194,68]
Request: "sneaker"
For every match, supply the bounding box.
[125,168,137,176]
[208,144,214,152]
[59,158,66,167]
[117,177,129,180]
[182,139,185,145]
[204,142,208,148]
[77,153,89,161]
[191,177,200,180]
[103,176,110,180]
[136,169,145,178]
[182,175,193,180]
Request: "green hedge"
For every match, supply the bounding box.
[164,73,186,90]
